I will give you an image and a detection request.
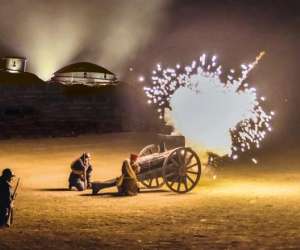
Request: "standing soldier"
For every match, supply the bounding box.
[68,152,93,191]
[0,168,15,228]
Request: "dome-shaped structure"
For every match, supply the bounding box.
[51,62,118,86]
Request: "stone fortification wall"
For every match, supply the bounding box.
[0,72,161,138]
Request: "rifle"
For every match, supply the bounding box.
[6,178,20,227]
[83,166,87,189]
[79,158,88,189]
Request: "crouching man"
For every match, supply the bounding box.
[69,152,93,191]
[92,154,140,196]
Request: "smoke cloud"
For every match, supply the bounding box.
[0,0,171,80]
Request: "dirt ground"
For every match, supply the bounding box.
[0,133,299,250]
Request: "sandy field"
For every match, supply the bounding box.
[0,132,299,249]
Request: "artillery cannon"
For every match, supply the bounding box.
[91,135,202,194]
[136,143,201,193]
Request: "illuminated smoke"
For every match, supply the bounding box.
[0,0,170,80]
[144,52,274,157]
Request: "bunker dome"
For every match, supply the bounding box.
[0,56,44,85]
[51,62,118,86]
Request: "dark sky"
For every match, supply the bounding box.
[0,0,299,146]
[131,0,300,147]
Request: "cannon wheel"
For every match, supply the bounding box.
[140,176,165,189]
[138,144,160,157]
[162,147,201,193]
[138,144,165,188]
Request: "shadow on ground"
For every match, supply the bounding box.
[36,188,70,191]
[81,189,170,198]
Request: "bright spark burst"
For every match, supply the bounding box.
[144,52,274,158]
[138,76,145,82]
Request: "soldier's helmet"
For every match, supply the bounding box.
[2,168,15,179]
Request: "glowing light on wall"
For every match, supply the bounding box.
[0,0,171,80]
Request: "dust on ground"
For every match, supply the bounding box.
[0,133,299,250]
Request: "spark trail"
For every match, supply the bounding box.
[144,52,274,158]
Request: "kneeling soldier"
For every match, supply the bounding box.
[69,152,93,191]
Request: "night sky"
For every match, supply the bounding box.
[134,0,299,149]
[0,0,299,147]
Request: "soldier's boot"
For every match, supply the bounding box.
[92,181,116,195]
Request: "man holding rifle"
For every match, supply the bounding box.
[0,168,19,228]
[68,152,93,191]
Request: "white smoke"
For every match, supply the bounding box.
[0,0,171,80]
[168,74,257,155]
[145,53,273,157]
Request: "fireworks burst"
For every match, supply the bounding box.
[144,52,274,158]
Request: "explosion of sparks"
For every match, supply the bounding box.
[144,52,274,158]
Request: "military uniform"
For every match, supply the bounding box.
[116,160,139,196]
[69,153,93,191]
[0,171,13,227]
[92,156,139,196]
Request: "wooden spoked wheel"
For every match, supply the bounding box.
[162,147,201,193]
[138,144,164,188]
[138,144,160,157]
[140,176,165,189]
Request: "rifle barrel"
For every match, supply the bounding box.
[12,178,20,200]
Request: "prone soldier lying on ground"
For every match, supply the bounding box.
[69,152,93,191]
[92,154,140,196]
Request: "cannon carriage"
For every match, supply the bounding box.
[136,143,201,193]
[91,135,202,194]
